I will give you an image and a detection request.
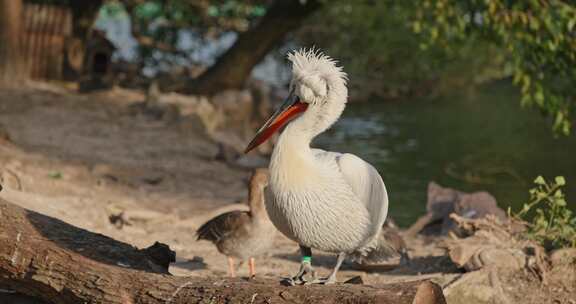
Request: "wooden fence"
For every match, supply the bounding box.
[21,3,72,80]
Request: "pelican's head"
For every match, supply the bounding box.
[245,48,348,153]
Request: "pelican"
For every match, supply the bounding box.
[245,49,392,284]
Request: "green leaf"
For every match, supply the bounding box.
[413,21,422,33]
[534,90,545,105]
[568,18,575,31]
[534,176,546,185]
[555,176,566,186]
[554,189,564,198]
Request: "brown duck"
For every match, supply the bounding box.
[196,168,275,278]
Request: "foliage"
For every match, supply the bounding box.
[297,0,505,100]
[100,0,267,68]
[413,0,576,135]
[123,0,267,34]
[511,176,576,249]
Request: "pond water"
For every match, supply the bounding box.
[317,82,576,227]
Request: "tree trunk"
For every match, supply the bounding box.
[0,0,26,86]
[178,0,322,95]
[0,198,447,304]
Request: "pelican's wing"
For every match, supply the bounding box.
[336,153,389,235]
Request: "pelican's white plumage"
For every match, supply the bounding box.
[250,48,391,284]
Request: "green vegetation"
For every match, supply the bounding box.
[26,0,576,134]
[298,1,504,100]
[100,0,266,67]
[512,176,576,249]
[300,0,576,134]
[413,0,576,135]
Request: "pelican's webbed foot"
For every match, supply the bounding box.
[303,252,346,285]
[283,260,316,286]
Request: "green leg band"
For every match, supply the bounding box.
[302,256,312,263]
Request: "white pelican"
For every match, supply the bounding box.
[245,49,392,284]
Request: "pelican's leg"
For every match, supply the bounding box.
[248,257,256,279]
[307,252,346,285]
[284,246,316,285]
[227,256,236,278]
[324,252,347,284]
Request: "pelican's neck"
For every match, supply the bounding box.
[269,115,319,190]
[270,88,347,189]
[273,118,314,160]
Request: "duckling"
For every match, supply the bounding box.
[196,168,274,278]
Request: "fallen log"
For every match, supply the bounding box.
[0,198,446,304]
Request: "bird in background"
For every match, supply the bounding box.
[196,168,275,278]
[245,48,393,285]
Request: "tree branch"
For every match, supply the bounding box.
[176,0,322,95]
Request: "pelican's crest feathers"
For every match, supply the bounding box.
[288,48,348,85]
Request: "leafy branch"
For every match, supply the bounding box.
[510,176,576,250]
[413,0,576,135]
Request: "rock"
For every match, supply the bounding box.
[550,248,576,266]
[448,239,483,268]
[1,161,23,191]
[141,242,176,271]
[210,89,254,146]
[211,89,253,129]
[149,85,278,157]
[455,191,506,223]
[427,182,460,222]
[470,248,525,271]
[407,182,506,236]
[444,270,499,304]
[158,90,259,156]
[157,93,224,134]
[0,170,22,191]
[447,214,528,272]
[450,244,525,271]
[248,79,273,123]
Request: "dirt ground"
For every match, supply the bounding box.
[0,83,573,303]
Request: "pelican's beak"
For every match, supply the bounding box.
[244,92,308,153]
